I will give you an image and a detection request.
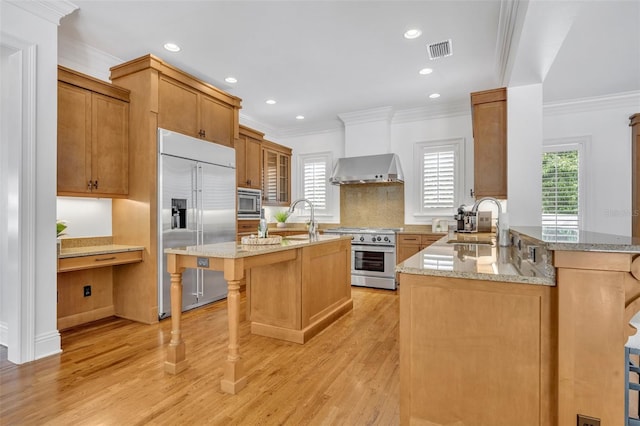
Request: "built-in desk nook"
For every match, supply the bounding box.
[57,237,144,330]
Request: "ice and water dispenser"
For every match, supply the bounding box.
[171,198,187,229]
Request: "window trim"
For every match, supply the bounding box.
[413,138,465,218]
[297,151,333,216]
[542,136,587,235]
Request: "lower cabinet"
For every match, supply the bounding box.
[397,233,442,264]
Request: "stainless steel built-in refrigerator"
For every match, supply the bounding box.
[157,128,236,319]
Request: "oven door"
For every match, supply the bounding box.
[351,245,396,278]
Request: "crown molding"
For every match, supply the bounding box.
[275,120,344,139]
[58,36,124,82]
[338,106,394,125]
[495,0,529,86]
[9,0,78,25]
[392,101,470,124]
[543,91,640,116]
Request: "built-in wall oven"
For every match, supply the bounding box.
[237,188,261,219]
[324,227,399,290]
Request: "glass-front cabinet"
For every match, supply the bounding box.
[262,139,291,206]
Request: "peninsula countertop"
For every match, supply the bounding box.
[510,226,640,253]
[164,234,351,258]
[396,233,556,286]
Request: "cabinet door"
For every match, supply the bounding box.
[397,244,421,264]
[58,82,93,194]
[158,76,199,138]
[262,148,291,206]
[278,153,290,204]
[200,94,234,147]
[91,93,129,196]
[472,88,507,199]
[245,137,262,190]
[262,149,279,205]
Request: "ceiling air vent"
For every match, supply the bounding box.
[427,39,452,60]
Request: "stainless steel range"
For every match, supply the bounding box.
[323,227,400,290]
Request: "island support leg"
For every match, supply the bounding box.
[165,256,188,374]
[221,259,247,394]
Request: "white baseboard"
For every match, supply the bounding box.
[35,330,62,359]
[0,321,7,347]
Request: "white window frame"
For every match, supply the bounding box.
[413,138,465,218]
[542,137,587,239]
[297,151,333,217]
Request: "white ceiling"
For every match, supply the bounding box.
[58,0,640,136]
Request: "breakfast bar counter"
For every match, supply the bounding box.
[164,234,352,394]
[397,228,640,425]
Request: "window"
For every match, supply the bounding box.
[299,152,332,214]
[414,139,463,216]
[541,143,583,241]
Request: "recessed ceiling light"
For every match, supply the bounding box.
[225,77,237,84]
[404,29,422,39]
[419,68,433,75]
[266,99,276,105]
[163,43,181,52]
[296,115,305,120]
[429,93,441,99]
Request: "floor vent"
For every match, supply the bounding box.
[428,39,453,60]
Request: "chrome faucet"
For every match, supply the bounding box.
[471,196,502,216]
[288,198,318,240]
[471,197,509,245]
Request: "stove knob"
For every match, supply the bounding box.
[384,236,389,242]
[377,236,382,241]
[371,236,376,242]
[359,236,365,242]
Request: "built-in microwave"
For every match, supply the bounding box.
[237,188,261,219]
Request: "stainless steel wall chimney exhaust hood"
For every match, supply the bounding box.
[329,153,404,185]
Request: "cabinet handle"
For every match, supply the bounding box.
[246,179,251,185]
[470,189,474,197]
[198,129,206,138]
[87,180,93,190]
[95,256,116,262]
[94,180,98,190]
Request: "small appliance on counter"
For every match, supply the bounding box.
[454,207,491,233]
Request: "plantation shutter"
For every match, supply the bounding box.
[541,149,580,238]
[422,149,455,209]
[302,157,327,211]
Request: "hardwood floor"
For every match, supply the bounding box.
[0,287,400,425]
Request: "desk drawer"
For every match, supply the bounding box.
[58,250,143,272]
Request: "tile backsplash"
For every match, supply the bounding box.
[340,183,404,228]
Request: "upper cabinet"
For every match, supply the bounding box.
[236,125,264,190]
[57,66,130,197]
[262,139,292,206]
[158,75,235,147]
[471,87,507,199]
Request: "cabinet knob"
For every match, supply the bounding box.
[87,180,93,190]
[198,129,206,138]
[470,189,474,197]
[94,180,98,190]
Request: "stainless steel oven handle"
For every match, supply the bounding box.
[351,245,395,253]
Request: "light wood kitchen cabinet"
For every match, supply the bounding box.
[262,139,292,206]
[237,219,260,241]
[471,87,507,199]
[236,125,263,189]
[396,233,442,264]
[57,66,130,197]
[108,54,242,324]
[631,113,640,238]
[158,75,235,147]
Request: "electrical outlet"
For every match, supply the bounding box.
[577,414,600,426]
[83,285,91,297]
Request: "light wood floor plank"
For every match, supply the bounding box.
[1,287,399,425]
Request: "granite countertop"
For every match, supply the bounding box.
[165,234,350,259]
[59,244,144,259]
[510,226,640,253]
[396,233,556,286]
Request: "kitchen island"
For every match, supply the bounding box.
[164,234,352,394]
[397,228,640,426]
